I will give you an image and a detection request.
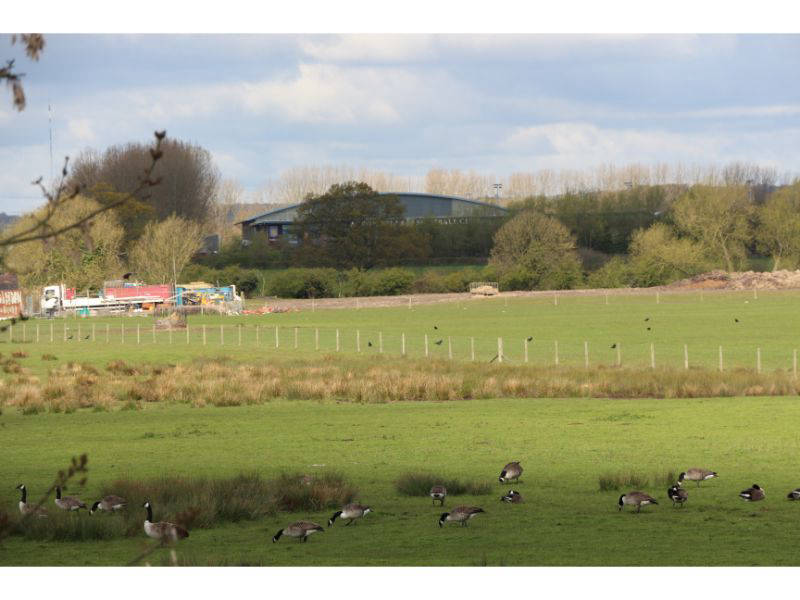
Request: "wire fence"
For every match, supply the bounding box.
[3,320,798,376]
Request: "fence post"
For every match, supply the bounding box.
[554,340,559,366]
[275,326,279,349]
[584,341,589,369]
[36,323,39,343]
[356,298,360,310]
[754,288,758,300]
[616,343,621,367]
[471,337,475,362]
[379,331,383,354]
[553,293,558,306]
[498,337,503,363]
[238,324,242,346]
[524,339,528,363]
[121,325,125,344]
[401,332,406,356]
[315,328,319,351]
[794,349,797,380]
[50,321,53,343]
[220,324,224,346]
[448,337,452,360]
[152,324,156,344]
[656,291,660,304]
[312,298,315,312]
[106,323,110,343]
[684,344,688,370]
[77,322,81,342]
[186,324,190,344]
[202,324,206,346]
[718,345,723,372]
[92,323,95,342]
[424,334,429,357]
[408,297,412,310]
[356,330,360,352]
[336,329,340,352]
[650,343,655,369]
[756,348,761,374]
[137,324,140,345]
[294,327,298,349]
[605,291,609,305]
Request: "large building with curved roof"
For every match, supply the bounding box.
[238,192,508,242]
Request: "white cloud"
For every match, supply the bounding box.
[67,118,97,142]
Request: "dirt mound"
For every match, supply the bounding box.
[669,269,800,290]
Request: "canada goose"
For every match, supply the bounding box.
[328,503,371,527]
[90,495,127,514]
[618,491,658,513]
[787,488,800,500]
[54,486,87,511]
[273,521,324,543]
[667,485,688,507]
[678,469,717,487]
[438,506,485,527]
[15,484,47,518]
[430,485,447,506]
[142,501,189,542]
[739,484,765,502]
[500,490,523,503]
[499,461,523,484]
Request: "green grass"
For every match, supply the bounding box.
[3,287,800,377]
[3,396,800,566]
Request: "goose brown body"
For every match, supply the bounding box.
[142,501,189,542]
[618,491,658,513]
[273,521,325,542]
[499,462,523,483]
[500,490,523,503]
[679,469,717,487]
[430,485,447,506]
[15,484,47,518]
[55,486,87,511]
[739,484,765,502]
[668,485,688,507]
[329,503,371,527]
[91,495,127,514]
[439,505,485,527]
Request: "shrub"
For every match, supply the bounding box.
[368,268,415,296]
[270,472,358,511]
[586,256,633,289]
[395,472,492,497]
[266,268,338,298]
[598,469,677,492]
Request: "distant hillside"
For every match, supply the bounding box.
[0,213,19,230]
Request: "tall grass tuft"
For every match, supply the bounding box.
[598,469,678,492]
[395,472,492,497]
[269,472,358,511]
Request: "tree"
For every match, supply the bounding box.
[293,182,428,269]
[489,210,583,290]
[756,182,800,271]
[627,223,710,287]
[128,215,205,284]
[2,196,124,290]
[69,138,219,228]
[671,185,752,272]
[2,34,44,111]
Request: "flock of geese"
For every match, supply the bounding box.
[15,462,800,545]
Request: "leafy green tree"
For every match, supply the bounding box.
[756,182,800,271]
[2,195,124,290]
[627,223,710,286]
[128,215,205,284]
[671,185,752,272]
[489,210,583,290]
[293,182,428,269]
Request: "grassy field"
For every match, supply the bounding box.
[3,396,800,566]
[2,287,800,377]
[1,288,800,566]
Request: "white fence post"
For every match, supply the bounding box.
[616,343,621,367]
[121,325,125,344]
[106,323,110,343]
[336,329,340,352]
[356,330,361,352]
[50,321,54,343]
[256,325,260,345]
[36,323,39,343]
[152,324,156,344]
[220,324,224,345]
[379,331,383,354]
[650,343,655,369]
[554,340,559,366]
[448,337,452,360]
[498,337,503,363]
[584,341,589,369]
[684,344,688,370]
[275,326,279,349]
[295,327,299,349]
[719,345,724,372]
[524,339,528,363]
[471,337,475,362]
[238,324,242,346]
[137,324,140,345]
[92,323,95,342]
[401,332,406,356]
[794,349,798,380]
[656,291,660,304]
[756,348,761,374]
[315,328,319,351]
[424,334,429,357]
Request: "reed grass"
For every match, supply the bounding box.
[395,472,492,496]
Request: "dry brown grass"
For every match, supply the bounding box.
[2,357,799,413]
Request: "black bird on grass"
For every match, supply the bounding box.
[735,318,739,323]
[435,339,443,346]
[0,315,30,333]
[433,325,438,330]
[67,335,73,340]
[644,317,650,322]
[526,336,533,342]
[646,327,651,331]
[84,335,90,340]
[610,343,617,349]
[367,341,372,347]
[122,272,133,280]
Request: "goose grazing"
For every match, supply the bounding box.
[430,485,447,506]
[618,491,658,513]
[438,506,485,527]
[54,486,87,511]
[272,521,325,543]
[739,484,765,502]
[498,461,523,484]
[142,501,189,542]
[90,495,127,514]
[667,485,688,507]
[787,488,800,501]
[328,503,371,527]
[678,469,717,487]
[15,484,47,518]
[500,490,523,504]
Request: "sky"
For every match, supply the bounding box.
[2,25,800,214]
